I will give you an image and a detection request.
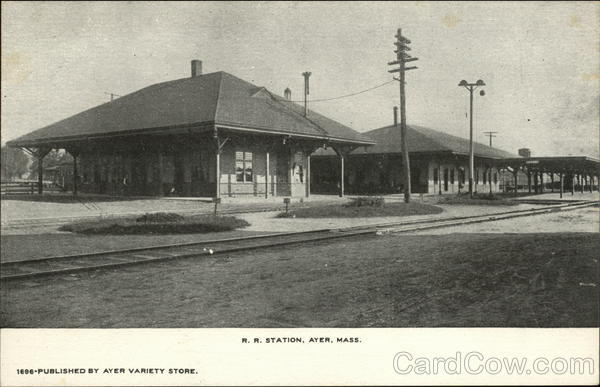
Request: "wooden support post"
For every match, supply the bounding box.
[265,151,269,199]
[559,172,563,198]
[527,170,532,193]
[580,174,584,194]
[513,170,519,198]
[587,175,591,193]
[330,145,355,198]
[590,175,594,193]
[306,154,311,198]
[571,173,575,195]
[66,148,80,196]
[533,172,538,194]
[540,172,544,193]
[213,131,229,200]
[34,147,51,195]
[157,152,164,196]
[37,155,44,194]
[72,154,78,196]
[339,153,345,197]
[215,150,221,199]
[550,173,555,193]
[438,162,442,195]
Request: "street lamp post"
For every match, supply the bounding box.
[458,79,485,198]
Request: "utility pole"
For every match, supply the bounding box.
[388,28,418,203]
[302,72,311,117]
[483,131,498,147]
[458,79,486,198]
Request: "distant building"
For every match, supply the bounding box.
[311,111,517,195]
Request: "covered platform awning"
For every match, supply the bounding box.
[499,156,600,174]
[497,156,600,197]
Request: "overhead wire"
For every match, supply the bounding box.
[285,79,395,103]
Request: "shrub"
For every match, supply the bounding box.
[277,201,442,218]
[440,193,517,206]
[59,214,249,235]
[345,196,385,207]
[136,212,184,223]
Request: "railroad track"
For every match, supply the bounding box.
[1,200,596,282]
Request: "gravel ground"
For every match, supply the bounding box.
[1,232,597,328]
[0,194,348,225]
[411,206,599,235]
[238,203,548,233]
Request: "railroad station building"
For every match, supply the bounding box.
[311,108,516,196]
[7,60,374,198]
[7,60,599,200]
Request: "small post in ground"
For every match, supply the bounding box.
[559,172,564,199]
[213,197,221,215]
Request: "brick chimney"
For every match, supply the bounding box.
[393,106,398,126]
[191,60,202,77]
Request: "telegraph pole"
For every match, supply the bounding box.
[483,131,498,147]
[388,28,418,203]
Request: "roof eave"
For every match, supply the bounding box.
[6,121,217,148]
[6,120,376,148]
[214,122,375,146]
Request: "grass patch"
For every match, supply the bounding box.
[439,192,518,206]
[58,213,249,235]
[277,198,442,218]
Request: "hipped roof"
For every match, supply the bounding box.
[8,71,374,147]
[315,124,519,159]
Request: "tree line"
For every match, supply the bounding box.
[1,146,72,181]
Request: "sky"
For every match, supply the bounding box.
[2,1,599,157]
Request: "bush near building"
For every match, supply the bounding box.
[439,192,518,206]
[278,197,442,218]
[59,213,249,235]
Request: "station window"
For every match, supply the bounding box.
[235,151,253,183]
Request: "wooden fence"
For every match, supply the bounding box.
[1,181,63,195]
